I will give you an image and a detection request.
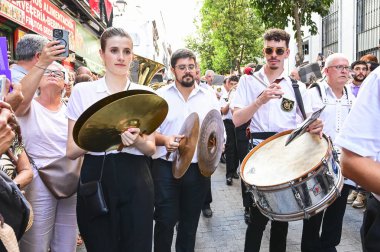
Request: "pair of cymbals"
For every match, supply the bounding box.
[73,89,168,152]
[171,109,224,178]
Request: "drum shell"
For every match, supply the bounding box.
[248,154,342,221]
[241,130,343,221]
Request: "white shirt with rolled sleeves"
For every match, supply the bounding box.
[232,67,311,133]
[153,83,220,163]
[308,80,356,186]
[66,77,154,156]
[335,67,380,201]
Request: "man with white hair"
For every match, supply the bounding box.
[301,53,355,252]
[205,69,215,86]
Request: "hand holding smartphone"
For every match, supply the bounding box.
[52,29,69,58]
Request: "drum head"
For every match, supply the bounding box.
[242,130,329,187]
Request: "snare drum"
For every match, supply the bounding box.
[241,130,343,221]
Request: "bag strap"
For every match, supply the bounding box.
[24,150,38,170]
[290,77,307,120]
[79,153,106,184]
[310,82,350,103]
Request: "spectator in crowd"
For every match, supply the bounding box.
[16,37,77,251]
[346,60,370,208]
[76,66,92,77]
[205,69,215,86]
[10,34,49,83]
[62,71,75,102]
[290,67,301,81]
[0,79,32,190]
[74,73,93,85]
[360,54,379,72]
[0,101,15,155]
[220,75,239,186]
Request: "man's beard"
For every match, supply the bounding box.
[353,75,365,82]
[179,75,195,87]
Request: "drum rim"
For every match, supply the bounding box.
[240,129,332,188]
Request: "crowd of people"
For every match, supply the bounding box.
[0,26,379,252]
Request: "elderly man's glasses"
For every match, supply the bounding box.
[43,69,65,79]
[175,64,196,71]
[328,65,350,71]
[264,47,286,56]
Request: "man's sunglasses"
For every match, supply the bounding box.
[264,47,287,56]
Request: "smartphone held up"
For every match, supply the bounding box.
[52,29,70,58]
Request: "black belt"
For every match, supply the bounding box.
[250,132,277,140]
[249,132,277,151]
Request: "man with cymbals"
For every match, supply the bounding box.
[152,48,220,252]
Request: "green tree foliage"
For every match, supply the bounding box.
[186,0,264,75]
[250,0,334,66]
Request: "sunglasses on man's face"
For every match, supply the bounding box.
[264,47,287,56]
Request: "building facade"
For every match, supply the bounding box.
[286,0,380,71]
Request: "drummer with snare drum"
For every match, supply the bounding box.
[232,28,323,252]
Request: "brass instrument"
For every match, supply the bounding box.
[130,54,165,86]
[149,82,167,91]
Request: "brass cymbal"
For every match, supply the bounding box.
[197,109,224,177]
[73,90,168,152]
[172,113,200,179]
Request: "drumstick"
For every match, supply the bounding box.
[251,74,268,88]
[252,74,282,98]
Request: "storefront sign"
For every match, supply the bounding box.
[0,0,75,50]
[75,22,104,74]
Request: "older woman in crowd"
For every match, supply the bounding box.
[15,39,77,252]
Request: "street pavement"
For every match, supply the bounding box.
[77,162,364,252]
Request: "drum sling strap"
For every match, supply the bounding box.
[290,78,307,120]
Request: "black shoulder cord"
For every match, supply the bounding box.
[290,77,307,120]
